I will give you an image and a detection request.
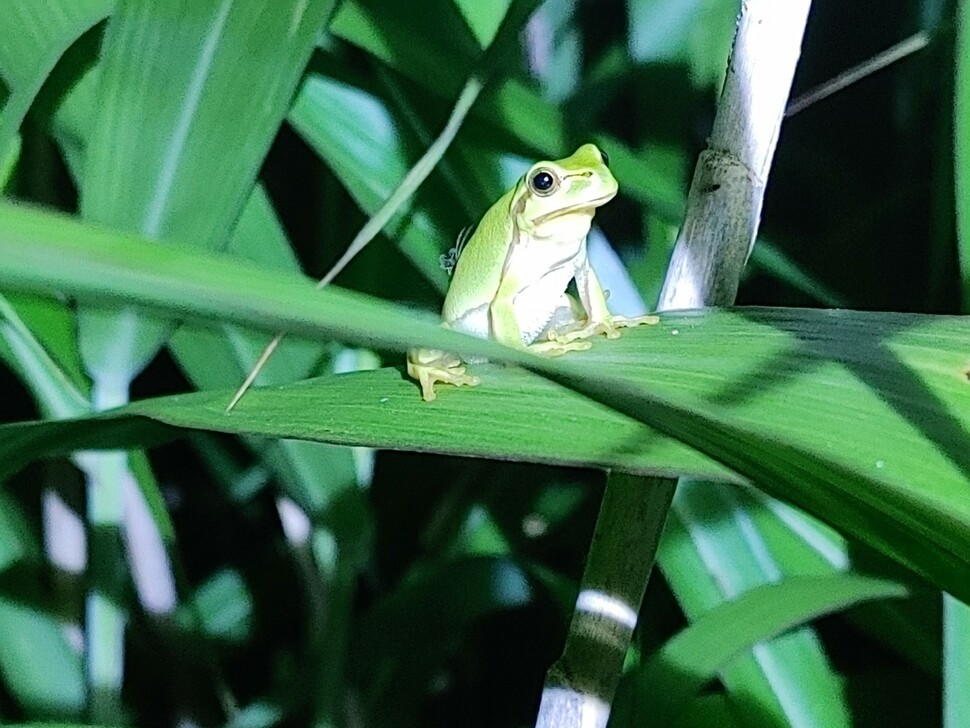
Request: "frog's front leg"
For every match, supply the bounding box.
[406,347,480,402]
[550,263,658,344]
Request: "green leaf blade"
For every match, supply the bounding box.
[1,201,969,602]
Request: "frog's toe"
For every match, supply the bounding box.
[549,322,611,343]
[437,368,480,390]
[551,314,659,343]
[611,314,660,329]
[407,359,480,402]
[528,339,592,357]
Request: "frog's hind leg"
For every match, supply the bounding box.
[537,292,588,341]
[407,348,480,402]
[528,293,593,356]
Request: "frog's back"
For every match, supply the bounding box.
[441,189,516,330]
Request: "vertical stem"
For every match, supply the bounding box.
[943,595,970,728]
[83,447,127,724]
[537,476,675,726]
[535,2,813,726]
[660,2,814,310]
[84,375,132,724]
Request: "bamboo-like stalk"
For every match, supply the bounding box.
[535,3,813,726]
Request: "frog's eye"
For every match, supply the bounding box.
[599,149,610,167]
[529,168,559,196]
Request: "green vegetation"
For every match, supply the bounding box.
[0,0,964,726]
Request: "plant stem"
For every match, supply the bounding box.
[535,2,813,725]
[83,446,127,725]
[537,475,675,726]
[943,595,970,728]
[225,74,484,412]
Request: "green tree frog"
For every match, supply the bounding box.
[407,143,658,401]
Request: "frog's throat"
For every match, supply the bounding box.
[530,192,616,226]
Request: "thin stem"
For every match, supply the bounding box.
[786,31,930,117]
[225,74,485,412]
[537,476,675,726]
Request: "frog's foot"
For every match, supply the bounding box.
[526,339,592,357]
[550,314,660,343]
[407,349,480,402]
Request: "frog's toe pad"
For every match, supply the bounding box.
[407,360,480,402]
[552,314,659,343]
[528,340,592,357]
[612,314,660,329]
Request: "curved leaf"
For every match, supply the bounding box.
[619,575,907,724]
[1,201,970,603]
[0,0,112,160]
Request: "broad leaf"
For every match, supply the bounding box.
[1,201,969,603]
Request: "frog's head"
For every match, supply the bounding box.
[512,144,618,238]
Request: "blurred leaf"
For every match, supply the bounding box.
[945,595,970,727]
[354,556,534,723]
[0,133,19,191]
[749,239,848,308]
[956,0,970,308]
[620,575,907,725]
[525,0,583,101]
[482,78,568,154]
[741,487,938,671]
[0,293,90,418]
[226,702,285,728]
[177,568,252,642]
[452,0,514,48]
[0,0,112,159]
[169,184,359,519]
[626,0,737,88]
[656,481,851,727]
[171,185,325,392]
[0,493,36,573]
[327,2,567,153]
[78,0,332,380]
[596,133,688,221]
[0,598,85,717]
[82,0,328,243]
[0,0,110,86]
[4,294,89,393]
[635,211,679,309]
[669,695,739,728]
[330,0,480,96]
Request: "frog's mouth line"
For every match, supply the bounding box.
[532,190,618,226]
